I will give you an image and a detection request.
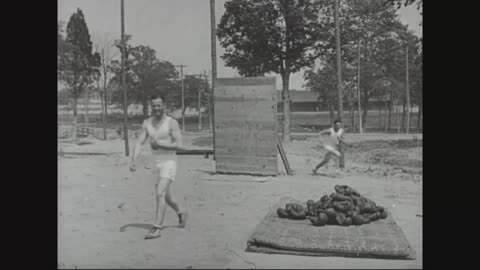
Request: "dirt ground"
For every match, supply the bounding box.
[58,132,422,269]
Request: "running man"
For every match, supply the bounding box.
[129,94,188,240]
[312,119,347,174]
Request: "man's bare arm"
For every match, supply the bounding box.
[318,128,331,136]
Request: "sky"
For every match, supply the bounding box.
[58,0,422,90]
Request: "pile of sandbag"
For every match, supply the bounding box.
[276,185,388,226]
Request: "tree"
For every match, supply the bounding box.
[94,34,118,139]
[351,1,400,130]
[409,37,422,129]
[217,0,326,142]
[176,75,209,115]
[304,0,418,133]
[58,9,100,140]
[58,88,71,105]
[110,45,179,117]
[384,0,422,12]
[384,0,422,25]
[304,62,337,125]
[58,21,75,77]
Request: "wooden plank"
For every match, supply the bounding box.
[277,137,293,175]
[216,155,277,175]
[176,149,214,155]
[215,77,277,175]
[215,145,277,157]
[216,103,275,117]
[215,130,277,141]
[216,166,277,176]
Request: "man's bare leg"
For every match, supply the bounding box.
[313,152,332,174]
[165,184,187,228]
[145,177,170,239]
[154,177,171,225]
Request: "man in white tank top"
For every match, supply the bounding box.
[129,95,187,240]
[312,119,347,174]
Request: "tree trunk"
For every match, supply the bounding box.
[183,105,188,115]
[417,100,422,130]
[357,41,363,134]
[334,0,343,122]
[142,99,148,117]
[388,105,392,132]
[362,93,368,133]
[402,101,406,132]
[102,57,108,140]
[378,106,382,130]
[329,104,334,126]
[104,84,108,116]
[350,104,355,133]
[396,102,401,133]
[100,89,106,140]
[198,81,202,131]
[85,86,89,128]
[72,92,78,142]
[384,100,388,133]
[281,72,291,142]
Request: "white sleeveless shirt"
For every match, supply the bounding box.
[328,127,344,145]
[145,116,177,157]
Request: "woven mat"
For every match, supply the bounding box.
[246,197,416,260]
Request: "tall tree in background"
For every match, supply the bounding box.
[334,0,343,122]
[408,37,422,129]
[58,21,69,74]
[304,0,420,133]
[58,9,100,141]
[384,0,422,12]
[177,75,209,116]
[350,0,399,130]
[305,0,370,129]
[94,34,118,139]
[304,62,337,125]
[131,46,176,117]
[109,45,178,117]
[217,0,326,142]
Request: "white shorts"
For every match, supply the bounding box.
[154,158,177,181]
[324,145,341,157]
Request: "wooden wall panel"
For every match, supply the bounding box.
[214,77,277,175]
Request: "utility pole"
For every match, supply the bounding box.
[405,45,410,134]
[176,65,187,133]
[210,0,217,155]
[120,0,129,156]
[334,0,343,122]
[357,41,363,134]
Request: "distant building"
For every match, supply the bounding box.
[275,90,406,112]
[277,90,320,112]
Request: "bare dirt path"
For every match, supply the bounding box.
[58,134,422,269]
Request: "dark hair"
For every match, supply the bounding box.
[334,119,342,124]
[150,94,166,102]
